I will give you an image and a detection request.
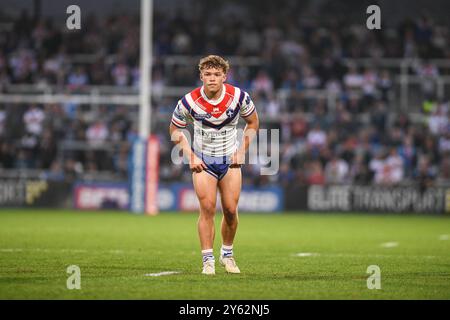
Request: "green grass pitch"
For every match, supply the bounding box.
[0,209,449,299]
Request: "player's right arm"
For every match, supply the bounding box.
[169,100,206,173]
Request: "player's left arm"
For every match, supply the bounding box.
[231,110,259,167]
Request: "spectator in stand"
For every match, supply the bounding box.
[251,70,274,96]
[378,70,392,103]
[324,155,349,184]
[306,123,327,155]
[369,149,386,184]
[265,93,281,118]
[0,69,11,92]
[306,161,325,185]
[23,105,45,136]
[39,128,57,166]
[0,106,5,137]
[277,162,296,187]
[428,103,448,136]
[414,59,439,101]
[9,48,38,83]
[437,154,450,184]
[111,57,131,86]
[384,148,405,185]
[302,66,321,89]
[361,67,378,108]
[45,160,65,181]
[421,134,440,166]
[438,132,450,154]
[349,153,372,185]
[343,65,363,90]
[413,156,436,191]
[370,101,387,132]
[67,66,89,90]
[86,120,109,145]
[281,70,304,92]
[398,136,417,177]
[324,76,342,96]
[0,142,15,168]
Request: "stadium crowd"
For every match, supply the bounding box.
[0,2,449,187]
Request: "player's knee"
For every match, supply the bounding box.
[200,201,216,216]
[223,207,238,224]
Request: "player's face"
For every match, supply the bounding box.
[200,67,226,93]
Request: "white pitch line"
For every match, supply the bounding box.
[144,271,181,277]
[325,253,438,259]
[108,250,124,254]
[0,248,123,254]
[293,253,320,257]
[380,242,399,248]
[59,249,88,253]
[292,253,442,259]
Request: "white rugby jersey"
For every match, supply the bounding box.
[171,83,255,157]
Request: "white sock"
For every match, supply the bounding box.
[221,244,233,258]
[202,249,214,264]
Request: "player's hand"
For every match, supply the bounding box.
[190,154,207,173]
[230,150,245,168]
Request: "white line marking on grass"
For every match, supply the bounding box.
[380,242,399,248]
[325,253,438,259]
[0,248,124,254]
[293,253,320,257]
[144,271,181,277]
[108,250,124,254]
[59,249,88,253]
[292,252,442,259]
[439,234,449,240]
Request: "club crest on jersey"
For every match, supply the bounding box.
[210,107,221,116]
[226,108,234,118]
[193,113,212,120]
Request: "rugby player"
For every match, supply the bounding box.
[169,55,259,275]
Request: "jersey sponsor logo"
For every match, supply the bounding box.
[195,128,227,138]
[193,113,212,120]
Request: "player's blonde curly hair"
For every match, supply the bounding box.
[198,55,230,74]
